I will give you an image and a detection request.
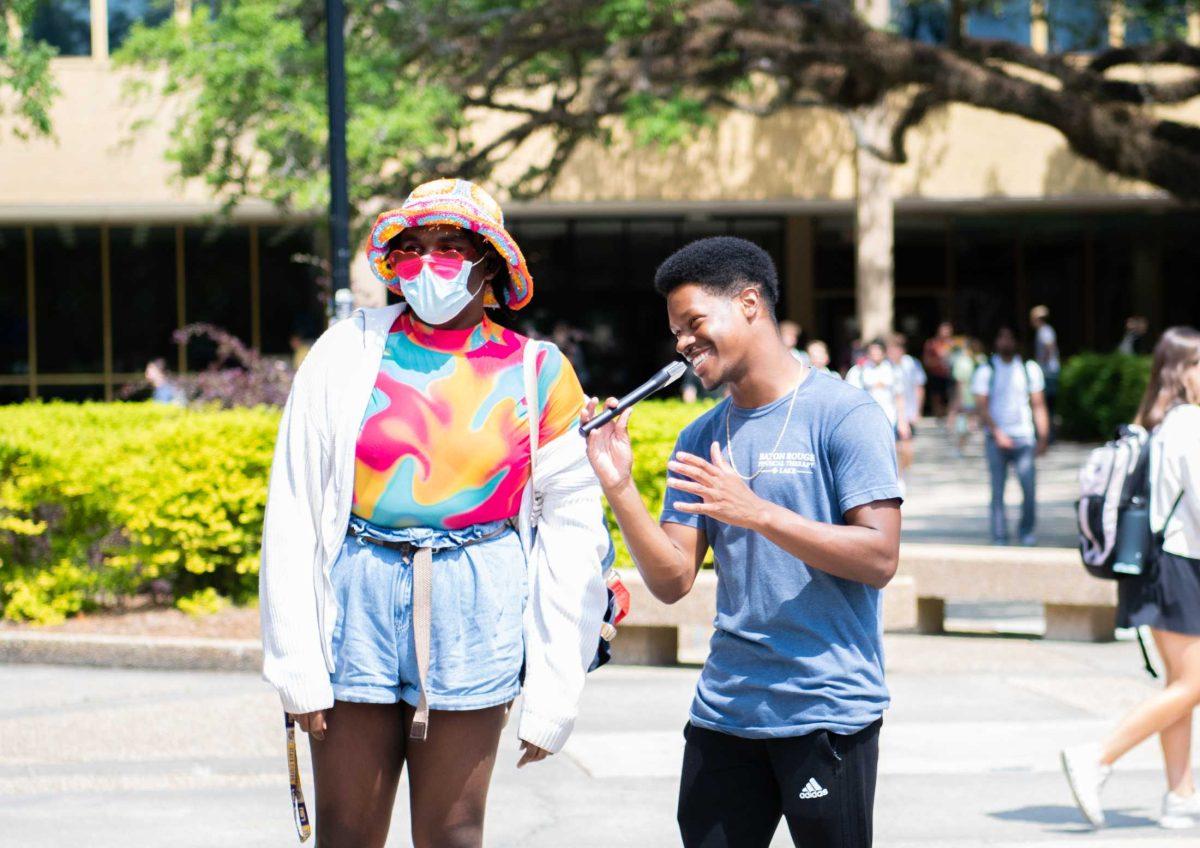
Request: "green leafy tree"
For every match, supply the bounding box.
[111,0,1200,227]
[1,0,59,137]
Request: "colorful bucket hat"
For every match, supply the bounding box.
[366,179,533,311]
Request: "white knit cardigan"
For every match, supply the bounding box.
[259,303,610,753]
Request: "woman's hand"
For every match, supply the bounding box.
[292,710,328,741]
[667,441,766,531]
[581,396,634,493]
[517,741,551,768]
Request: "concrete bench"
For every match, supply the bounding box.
[897,543,1116,642]
[608,543,1112,665]
[610,569,917,665]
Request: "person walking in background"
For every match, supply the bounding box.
[922,321,954,419]
[1030,306,1060,440]
[145,358,184,405]
[779,320,811,366]
[847,336,867,371]
[848,340,909,493]
[1119,315,1151,356]
[950,338,984,457]
[888,333,925,487]
[806,340,840,378]
[1062,326,1200,830]
[972,328,1049,546]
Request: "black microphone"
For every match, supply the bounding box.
[580,361,689,435]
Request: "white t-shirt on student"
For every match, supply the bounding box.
[1152,404,1200,560]
[847,360,904,426]
[1036,324,1060,375]
[970,356,1045,441]
[896,354,926,424]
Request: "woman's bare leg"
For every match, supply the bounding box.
[404,703,508,848]
[1153,630,1197,794]
[310,701,407,848]
[1100,629,1200,787]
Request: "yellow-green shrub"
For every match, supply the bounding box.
[0,399,715,623]
[0,402,277,623]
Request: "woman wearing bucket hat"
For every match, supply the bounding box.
[259,179,612,847]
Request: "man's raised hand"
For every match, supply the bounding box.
[581,396,634,492]
[667,441,766,530]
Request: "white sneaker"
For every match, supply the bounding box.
[1161,790,1200,829]
[1060,743,1111,828]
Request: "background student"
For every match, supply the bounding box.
[971,327,1050,546]
[1062,326,1200,830]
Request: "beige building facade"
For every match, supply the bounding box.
[3,0,1199,400]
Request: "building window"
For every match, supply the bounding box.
[110,225,178,374]
[1048,0,1108,51]
[1023,216,1087,356]
[33,226,104,373]
[814,217,854,295]
[39,385,108,401]
[108,0,173,51]
[29,0,93,57]
[951,216,1020,344]
[892,218,951,346]
[184,225,251,368]
[1162,215,1200,342]
[0,229,30,382]
[893,0,951,44]
[571,220,627,295]
[259,225,323,356]
[966,0,1032,46]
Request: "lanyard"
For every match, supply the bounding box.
[285,713,313,842]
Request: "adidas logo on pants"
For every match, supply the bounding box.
[799,778,829,799]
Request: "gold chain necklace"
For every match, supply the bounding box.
[724,378,803,481]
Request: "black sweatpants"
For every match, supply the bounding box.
[677,719,881,848]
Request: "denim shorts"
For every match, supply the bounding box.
[329,516,527,710]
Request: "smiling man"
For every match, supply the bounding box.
[582,236,902,848]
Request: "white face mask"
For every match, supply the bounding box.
[398,256,482,326]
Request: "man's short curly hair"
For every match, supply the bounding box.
[652,236,779,312]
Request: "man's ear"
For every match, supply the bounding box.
[737,286,765,322]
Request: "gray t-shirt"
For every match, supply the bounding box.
[661,371,902,738]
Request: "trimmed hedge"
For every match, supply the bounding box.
[1057,352,1150,441]
[0,399,714,623]
[0,403,276,623]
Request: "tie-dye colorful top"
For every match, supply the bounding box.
[352,311,586,530]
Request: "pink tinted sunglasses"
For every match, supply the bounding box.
[386,249,476,281]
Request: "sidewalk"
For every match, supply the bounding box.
[2,633,1195,847]
[901,421,1091,549]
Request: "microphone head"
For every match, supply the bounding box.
[662,360,688,385]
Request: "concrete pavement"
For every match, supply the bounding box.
[901,422,1091,550]
[2,633,1196,847]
